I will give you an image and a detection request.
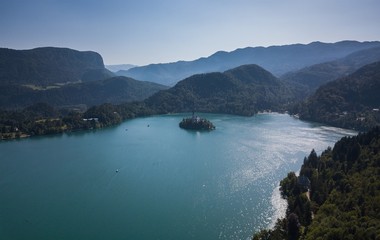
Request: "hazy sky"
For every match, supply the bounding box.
[1,0,379,65]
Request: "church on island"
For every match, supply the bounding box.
[179,112,215,131]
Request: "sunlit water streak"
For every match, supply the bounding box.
[0,113,355,240]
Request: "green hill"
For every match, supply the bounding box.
[0,47,168,109]
[145,64,294,116]
[118,41,380,86]
[0,76,168,109]
[294,62,380,131]
[282,46,380,97]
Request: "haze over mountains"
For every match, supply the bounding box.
[294,61,380,130]
[0,47,167,109]
[145,64,294,115]
[282,46,380,95]
[0,76,168,109]
[106,64,137,72]
[0,47,115,85]
[117,41,380,86]
[1,40,379,131]
[1,38,379,240]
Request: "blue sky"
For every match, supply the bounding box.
[1,0,379,65]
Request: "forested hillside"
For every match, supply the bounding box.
[0,102,153,139]
[0,76,168,109]
[2,45,379,139]
[145,64,295,116]
[282,46,380,96]
[0,47,168,109]
[0,47,114,86]
[253,126,380,240]
[293,62,380,131]
[118,41,380,85]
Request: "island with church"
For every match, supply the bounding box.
[179,112,216,131]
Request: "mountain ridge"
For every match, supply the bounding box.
[282,46,380,95]
[117,41,380,86]
[294,61,380,131]
[0,76,168,109]
[106,64,137,72]
[0,47,114,86]
[144,64,294,116]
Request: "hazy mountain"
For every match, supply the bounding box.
[0,76,168,109]
[144,64,295,116]
[106,64,137,72]
[0,47,114,86]
[282,46,380,95]
[295,61,380,130]
[0,47,167,109]
[117,41,380,86]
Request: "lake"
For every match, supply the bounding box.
[0,113,356,240]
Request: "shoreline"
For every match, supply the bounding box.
[269,184,288,229]
[1,112,359,142]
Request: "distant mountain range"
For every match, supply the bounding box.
[1,42,380,132]
[117,41,380,86]
[0,76,168,109]
[282,46,380,95]
[106,64,137,72]
[144,64,294,116]
[294,61,380,130]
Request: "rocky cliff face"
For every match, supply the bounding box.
[0,47,112,86]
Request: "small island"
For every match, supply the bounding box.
[179,113,215,131]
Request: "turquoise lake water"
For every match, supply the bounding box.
[0,113,356,240]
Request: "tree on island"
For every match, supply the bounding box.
[179,112,215,131]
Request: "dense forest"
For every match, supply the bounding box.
[0,76,168,109]
[0,102,153,140]
[118,41,380,85]
[281,46,380,97]
[0,47,113,86]
[293,61,380,131]
[252,126,380,240]
[0,47,168,109]
[145,64,295,116]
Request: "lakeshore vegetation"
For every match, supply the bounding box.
[253,127,380,240]
[0,102,152,140]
